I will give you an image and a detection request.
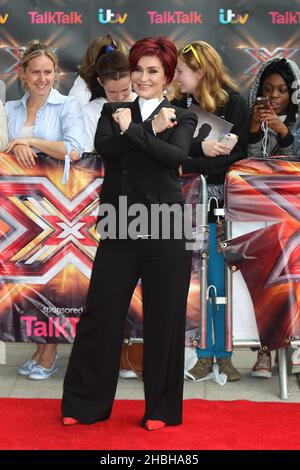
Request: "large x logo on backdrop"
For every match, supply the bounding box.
[0,46,58,74]
[223,159,300,349]
[242,174,300,288]
[243,47,298,75]
[242,174,300,222]
[2,47,25,73]
[0,176,101,284]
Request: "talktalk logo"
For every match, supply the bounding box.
[28,11,83,24]
[147,11,202,24]
[219,8,249,24]
[0,13,8,24]
[98,8,128,24]
[269,11,300,24]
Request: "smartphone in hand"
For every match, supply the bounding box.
[218,133,238,151]
[256,96,269,109]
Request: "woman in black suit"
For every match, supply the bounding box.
[62,36,197,430]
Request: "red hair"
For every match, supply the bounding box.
[129,37,177,84]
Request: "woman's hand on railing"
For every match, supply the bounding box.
[10,144,37,169]
[69,150,81,162]
[5,138,32,154]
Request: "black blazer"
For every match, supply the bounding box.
[94,98,197,207]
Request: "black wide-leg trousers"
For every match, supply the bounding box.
[62,237,192,425]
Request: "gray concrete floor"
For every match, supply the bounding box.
[1,343,299,402]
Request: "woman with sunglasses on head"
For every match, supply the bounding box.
[62,36,197,430]
[172,41,249,383]
[69,34,127,107]
[83,49,136,153]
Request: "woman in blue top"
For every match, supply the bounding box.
[5,40,84,168]
[5,40,85,380]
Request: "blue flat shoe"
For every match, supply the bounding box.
[29,356,59,380]
[18,359,38,376]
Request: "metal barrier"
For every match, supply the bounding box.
[198,175,209,350]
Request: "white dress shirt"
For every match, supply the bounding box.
[83,92,137,153]
[69,75,91,108]
[83,97,107,152]
[5,88,85,155]
[138,97,163,122]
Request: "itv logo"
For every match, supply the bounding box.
[219,8,249,25]
[0,13,8,24]
[98,8,127,24]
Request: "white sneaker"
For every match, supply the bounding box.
[291,348,300,374]
[251,351,272,378]
[119,369,139,379]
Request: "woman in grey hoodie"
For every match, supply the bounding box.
[248,57,300,378]
[248,57,300,158]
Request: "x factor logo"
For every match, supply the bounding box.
[2,47,25,73]
[1,46,58,73]
[243,47,298,75]
[0,154,104,342]
[0,169,102,284]
[242,174,300,287]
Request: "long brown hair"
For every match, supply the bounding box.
[176,41,238,113]
[95,50,130,98]
[79,35,128,94]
